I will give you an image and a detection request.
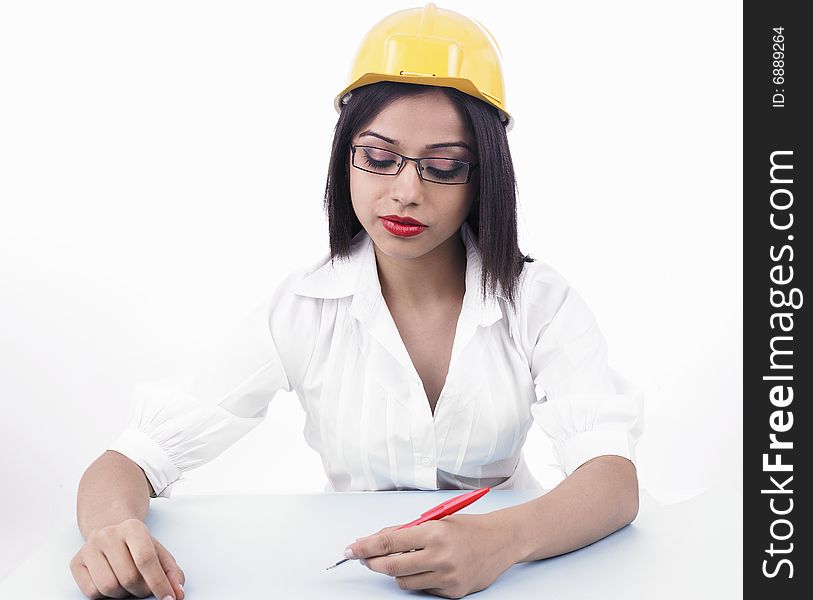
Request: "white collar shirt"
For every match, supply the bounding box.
[108,221,644,498]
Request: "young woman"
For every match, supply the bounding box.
[72,4,643,600]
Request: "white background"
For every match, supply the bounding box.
[0,0,742,582]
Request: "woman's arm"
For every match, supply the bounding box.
[76,450,153,540]
[346,454,639,598]
[497,454,639,564]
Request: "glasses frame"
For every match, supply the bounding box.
[350,144,479,185]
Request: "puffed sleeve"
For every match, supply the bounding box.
[107,267,312,498]
[523,264,644,475]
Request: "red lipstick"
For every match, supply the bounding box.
[381,215,427,227]
[380,215,427,237]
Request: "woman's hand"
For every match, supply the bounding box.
[346,512,519,599]
[70,518,186,600]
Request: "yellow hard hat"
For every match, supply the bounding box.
[334,3,513,132]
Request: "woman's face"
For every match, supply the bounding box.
[349,90,478,262]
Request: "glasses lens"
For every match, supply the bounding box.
[354,146,401,174]
[352,146,471,184]
[421,158,470,184]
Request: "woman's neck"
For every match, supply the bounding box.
[374,231,467,311]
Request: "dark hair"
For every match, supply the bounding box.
[323,81,534,311]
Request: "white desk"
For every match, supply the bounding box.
[0,487,742,599]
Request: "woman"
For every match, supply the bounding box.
[72,4,643,600]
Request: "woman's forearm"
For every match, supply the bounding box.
[496,455,639,564]
[76,450,154,541]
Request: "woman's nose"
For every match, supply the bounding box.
[390,158,424,200]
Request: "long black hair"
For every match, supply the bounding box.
[323,81,534,311]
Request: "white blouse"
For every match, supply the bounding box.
[108,221,644,498]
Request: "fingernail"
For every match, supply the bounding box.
[162,596,174,600]
[360,558,368,566]
[179,584,184,593]
[344,546,355,559]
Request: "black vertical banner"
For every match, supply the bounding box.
[744,3,810,597]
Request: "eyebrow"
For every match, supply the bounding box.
[358,130,473,152]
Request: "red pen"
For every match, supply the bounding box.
[326,486,490,570]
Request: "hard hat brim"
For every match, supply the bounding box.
[334,76,514,133]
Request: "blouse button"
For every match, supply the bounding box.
[421,456,433,467]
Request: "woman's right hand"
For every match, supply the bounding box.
[70,519,186,600]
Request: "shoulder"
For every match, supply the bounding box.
[513,259,600,344]
[516,258,572,313]
[267,249,334,310]
[262,251,336,389]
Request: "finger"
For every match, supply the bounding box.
[122,529,177,600]
[396,571,446,592]
[103,537,153,597]
[355,523,409,542]
[364,548,433,577]
[154,538,186,600]
[350,527,426,560]
[70,556,104,600]
[82,551,128,598]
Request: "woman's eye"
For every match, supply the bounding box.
[426,165,464,180]
[362,149,397,168]
[364,155,395,167]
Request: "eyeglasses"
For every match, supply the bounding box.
[350,144,478,185]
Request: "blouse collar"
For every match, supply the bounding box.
[293,220,504,329]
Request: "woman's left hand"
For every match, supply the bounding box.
[345,512,519,599]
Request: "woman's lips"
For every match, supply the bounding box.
[381,214,426,226]
[380,217,427,237]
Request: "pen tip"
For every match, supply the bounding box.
[326,558,349,570]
